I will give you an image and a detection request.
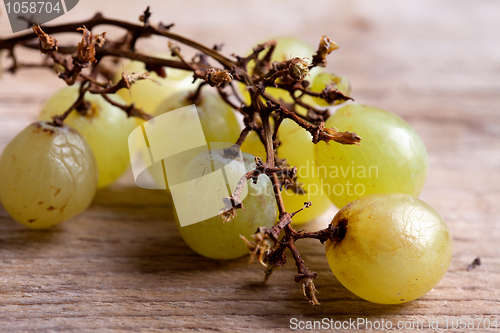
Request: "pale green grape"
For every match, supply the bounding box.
[314,104,428,208]
[241,119,332,224]
[115,52,195,116]
[173,149,277,260]
[239,36,322,115]
[325,193,452,304]
[148,88,241,189]
[38,85,137,188]
[0,122,98,229]
[310,72,351,106]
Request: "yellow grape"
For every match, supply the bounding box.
[173,149,277,260]
[241,119,332,224]
[38,85,137,188]
[0,122,98,229]
[325,193,453,304]
[314,104,428,208]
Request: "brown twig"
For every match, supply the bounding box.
[0,8,361,305]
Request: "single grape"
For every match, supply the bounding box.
[325,193,453,304]
[148,88,241,189]
[173,149,277,260]
[314,104,428,208]
[241,119,332,224]
[38,85,138,188]
[115,52,195,116]
[0,122,98,229]
[310,72,351,106]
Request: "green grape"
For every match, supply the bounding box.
[325,193,453,304]
[148,88,241,189]
[173,149,277,260]
[0,122,98,229]
[239,36,322,115]
[310,72,351,106]
[314,104,428,208]
[38,85,137,188]
[115,52,195,116]
[241,119,332,224]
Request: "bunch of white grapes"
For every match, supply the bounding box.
[0,37,452,304]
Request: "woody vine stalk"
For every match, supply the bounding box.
[0,7,362,305]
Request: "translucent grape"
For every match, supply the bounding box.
[325,193,453,304]
[115,52,195,116]
[241,119,332,224]
[310,72,351,106]
[148,89,241,189]
[38,86,138,188]
[314,104,428,208]
[173,149,277,260]
[0,122,98,229]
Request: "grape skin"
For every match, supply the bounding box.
[314,104,428,208]
[38,86,138,188]
[174,150,277,260]
[241,119,332,224]
[325,193,453,304]
[0,122,98,229]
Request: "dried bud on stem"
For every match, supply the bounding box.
[321,85,353,105]
[218,196,244,223]
[290,58,310,80]
[139,6,152,26]
[203,68,233,87]
[240,229,274,266]
[312,35,339,67]
[302,278,320,305]
[121,72,150,88]
[314,122,362,145]
[32,25,58,53]
[75,26,106,66]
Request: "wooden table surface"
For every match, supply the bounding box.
[1,0,499,331]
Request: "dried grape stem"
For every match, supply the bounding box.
[0,8,362,305]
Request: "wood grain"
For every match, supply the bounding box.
[1,0,499,331]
